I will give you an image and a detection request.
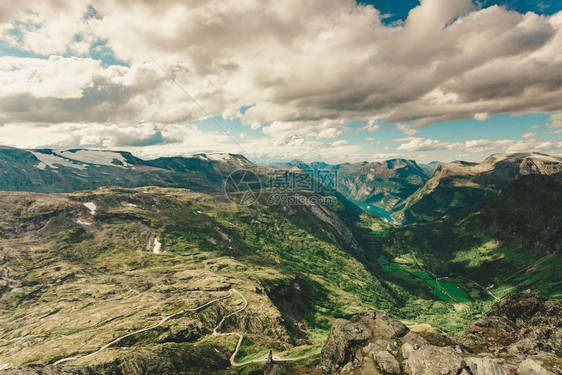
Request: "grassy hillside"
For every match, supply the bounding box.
[1,175,559,372]
[0,187,408,373]
[392,153,562,225]
[377,175,562,331]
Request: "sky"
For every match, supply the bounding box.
[0,0,561,164]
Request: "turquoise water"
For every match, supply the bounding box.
[349,199,394,223]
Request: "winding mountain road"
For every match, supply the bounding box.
[52,288,318,368]
[212,289,318,367]
[53,290,234,365]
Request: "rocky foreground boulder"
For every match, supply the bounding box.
[321,291,561,374]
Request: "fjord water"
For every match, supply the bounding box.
[348,198,394,223]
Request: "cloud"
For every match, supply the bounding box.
[396,136,562,155]
[0,2,94,55]
[262,120,345,141]
[394,123,419,136]
[0,56,101,99]
[546,112,562,128]
[474,112,490,121]
[0,0,561,159]
[3,1,562,129]
[522,131,537,139]
[0,122,183,150]
[397,137,449,151]
[358,120,382,133]
[331,140,349,146]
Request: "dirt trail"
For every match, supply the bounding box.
[211,289,319,366]
[52,288,318,368]
[53,290,234,365]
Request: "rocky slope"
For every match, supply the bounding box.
[0,186,406,373]
[336,159,430,212]
[0,146,253,194]
[371,173,562,328]
[0,150,560,374]
[321,290,561,374]
[393,152,562,225]
[462,174,562,254]
[418,161,441,175]
[266,159,430,213]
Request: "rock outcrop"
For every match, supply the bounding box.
[0,366,95,375]
[321,291,561,374]
[465,290,561,357]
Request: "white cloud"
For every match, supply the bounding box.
[0,122,184,150]
[222,108,242,121]
[397,137,449,151]
[331,140,349,146]
[546,112,562,128]
[3,1,562,130]
[474,112,490,121]
[394,123,419,136]
[0,0,561,160]
[358,120,382,133]
[262,120,345,141]
[522,131,537,139]
[0,56,101,99]
[396,136,562,155]
[0,2,93,55]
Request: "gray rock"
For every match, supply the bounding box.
[321,318,372,372]
[507,338,541,355]
[466,357,509,375]
[352,311,409,340]
[517,358,554,375]
[401,342,415,359]
[362,340,392,357]
[373,350,401,375]
[264,362,286,375]
[401,332,428,348]
[386,342,399,357]
[403,345,466,375]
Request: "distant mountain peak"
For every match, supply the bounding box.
[394,152,562,225]
[0,146,257,194]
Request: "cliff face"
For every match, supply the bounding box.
[393,153,562,225]
[462,174,562,254]
[336,159,430,211]
[265,158,431,213]
[321,291,561,374]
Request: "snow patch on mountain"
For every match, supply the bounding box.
[57,150,130,167]
[153,238,162,254]
[195,154,210,161]
[84,202,97,215]
[29,151,87,170]
[207,153,232,161]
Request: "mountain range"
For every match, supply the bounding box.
[2,146,561,227]
[393,152,562,225]
[267,159,430,215]
[0,146,253,194]
[0,146,560,374]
